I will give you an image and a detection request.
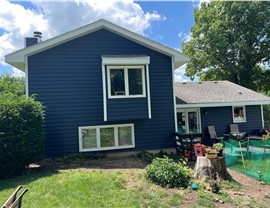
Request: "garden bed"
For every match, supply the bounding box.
[1,155,270,208]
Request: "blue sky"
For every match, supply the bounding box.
[0,0,198,80]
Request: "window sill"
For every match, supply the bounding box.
[79,145,135,152]
[108,95,146,99]
[233,120,246,123]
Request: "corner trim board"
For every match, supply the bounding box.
[102,64,107,121]
[261,105,264,128]
[146,64,151,119]
[25,56,29,97]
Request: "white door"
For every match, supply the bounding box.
[177,109,201,133]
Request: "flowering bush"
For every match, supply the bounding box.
[205,148,217,155]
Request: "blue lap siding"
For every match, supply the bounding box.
[200,105,263,145]
[28,29,175,157]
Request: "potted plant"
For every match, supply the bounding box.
[205,148,217,159]
[194,143,206,156]
[262,131,270,141]
[213,142,223,156]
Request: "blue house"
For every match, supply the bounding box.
[175,81,270,144]
[5,19,189,157]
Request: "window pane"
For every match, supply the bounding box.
[128,68,143,95]
[81,129,97,149]
[110,69,125,96]
[234,106,245,121]
[177,112,186,133]
[100,127,115,147]
[188,111,198,133]
[118,126,132,146]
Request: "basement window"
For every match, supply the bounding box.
[79,124,135,151]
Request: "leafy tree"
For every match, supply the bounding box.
[183,1,270,91]
[0,75,25,96]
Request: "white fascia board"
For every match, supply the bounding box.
[176,100,270,108]
[102,56,150,65]
[5,19,188,71]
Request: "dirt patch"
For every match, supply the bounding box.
[28,156,270,207]
[227,169,270,207]
[29,155,149,173]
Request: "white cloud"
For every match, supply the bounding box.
[0,0,162,77]
[11,68,25,77]
[174,64,190,82]
[179,32,191,44]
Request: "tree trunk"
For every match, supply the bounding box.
[194,156,232,180]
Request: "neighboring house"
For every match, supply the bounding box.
[5,19,189,157]
[175,81,270,145]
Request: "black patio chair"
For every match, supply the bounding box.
[172,132,201,161]
[208,125,224,143]
[229,124,248,141]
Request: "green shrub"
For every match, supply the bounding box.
[136,150,178,162]
[145,156,193,188]
[59,152,106,164]
[0,93,45,179]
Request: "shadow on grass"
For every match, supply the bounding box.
[28,155,150,174]
[0,171,59,192]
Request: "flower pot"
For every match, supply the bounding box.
[194,146,205,156]
[205,153,217,159]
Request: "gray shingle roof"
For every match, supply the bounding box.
[175,81,270,105]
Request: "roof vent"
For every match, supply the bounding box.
[33,31,42,39]
[198,81,202,84]
[213,81,218,83]
[238,91,243,95]
[34,31,42,43]
[182,82,186,84]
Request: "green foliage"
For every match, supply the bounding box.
[263,105,270,128]
[58,152,106,164]
[0,93,45,179]
[210,180,221,193]
[183,1,270,91]
[136,150,178,162]
[145,156,193,188]
[213,142,223,150]
[0,75,25,96]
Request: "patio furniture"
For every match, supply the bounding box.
[1,186,28,208]
[1,186,22,208]
[229,124,240,133]
[9,189,28,208]
[207,126,224,143]
[229,124,248,141]
[172,132,202,161]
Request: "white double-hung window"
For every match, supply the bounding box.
[232,106,246,123]
[107,66,145,98]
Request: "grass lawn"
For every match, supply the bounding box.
[0,169,187,208]
[1,155,270,208]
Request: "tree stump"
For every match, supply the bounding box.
[194,156,232,180]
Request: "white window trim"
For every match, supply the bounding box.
[101,56,151,121]
[79,123,135,152]
[232,106,246,123]
[107,65,146,99]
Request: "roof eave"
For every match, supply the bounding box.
[5,19,189,71]
[176,100,270,108]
